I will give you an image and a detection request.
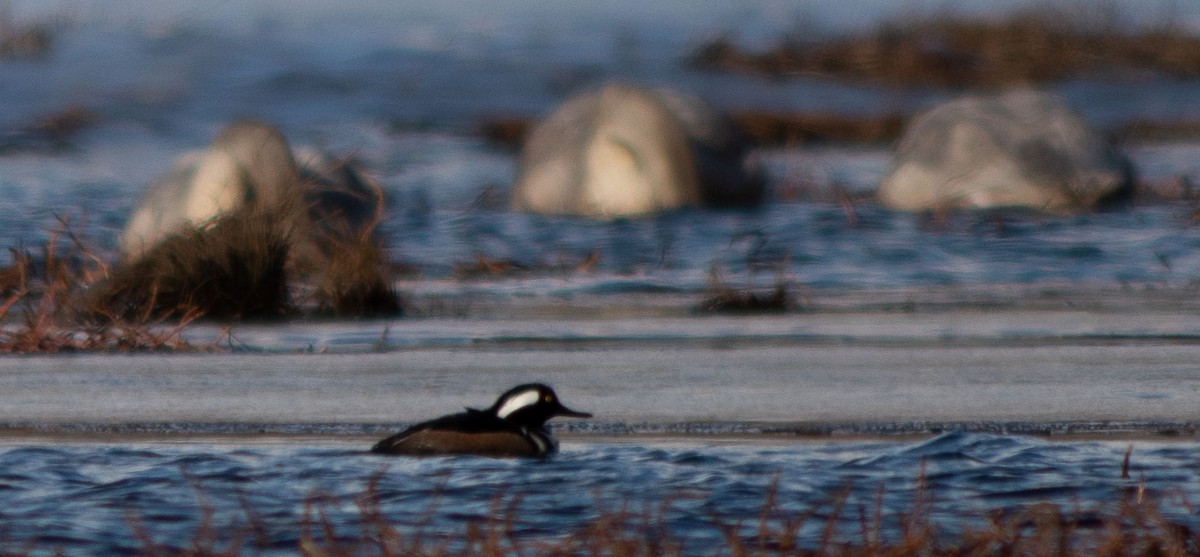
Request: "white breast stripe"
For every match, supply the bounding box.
[528,429,551,454]
[496,390,541,419]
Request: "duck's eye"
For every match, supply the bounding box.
[545,395,554,403]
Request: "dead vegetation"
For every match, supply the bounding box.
[731,110,904,147]
[687,6,1200,87]
[92,207,402,321]
[480,110,1200,149]
[13,465,1198,556]
[312,234,403,318]
[0,105,99,155]
[481,111,908,149]
[0,219,202,353]
[0,4,53,60]
[696,263,798,314]
[94,212,294,322]
[0,204,403,352]
[453,251,601,280]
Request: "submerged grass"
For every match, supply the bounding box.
[9,467,1198,556]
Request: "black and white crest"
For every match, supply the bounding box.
[494,385,546,419]
[371,383,591,458]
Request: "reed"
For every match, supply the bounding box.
[697,259,799,314]
[95,212,294,322]
[5,465,1194,556]
[0,218,202,353]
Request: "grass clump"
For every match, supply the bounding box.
[0,220,201,353]
[94,212,293,322]
[696,263,798,314]
[311,234,403,318]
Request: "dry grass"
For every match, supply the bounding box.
[696,263,798,314]
[453,251,601,280]
[479,110,1200,149]
[94,212,294,322]
[688,6,1200,88]
[0,219,202,353]
[0,210,402,352]
[0,105,99,154]
[94,211,404,321]
[479,112,907,148]
[0,5,53,60]
[731,111,905,147]
[14,468,1197,556]
[95,158,402,322]
[311,234,403,318]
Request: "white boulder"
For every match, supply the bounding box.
[512,83,763,217]
[119,121,382,271]
[878,89,1133,212]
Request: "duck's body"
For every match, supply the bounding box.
[372,384,591,458]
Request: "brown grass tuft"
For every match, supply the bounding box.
[97,165,403,322]
[0,218,202,353]
[697,263,798,314]
[93,212,294,322]
[311,235,403,318]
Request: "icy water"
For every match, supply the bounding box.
[1,1,1200,293]
[3,1,1200,552]
[0,433,1197,554]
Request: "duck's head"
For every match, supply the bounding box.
[486,383,592,428]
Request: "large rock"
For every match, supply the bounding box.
[511,83,764,217]
[120,121,380,268]
[878,90,1133,212]
[110,121,396,319]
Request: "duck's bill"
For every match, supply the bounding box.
[557,405,593,419]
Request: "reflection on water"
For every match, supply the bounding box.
[0,432,1195,553]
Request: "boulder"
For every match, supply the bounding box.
[511,83,764,217]
[109,121,397,319]
[877,89,1133,212]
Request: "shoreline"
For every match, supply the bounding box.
[3,285,1199,440]
[0,418,1194,445]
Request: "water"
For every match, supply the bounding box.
[0,433,1192,554]
[3,2,1200,552]
[1,1,1199,294]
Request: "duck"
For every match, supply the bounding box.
[371,383,592,457]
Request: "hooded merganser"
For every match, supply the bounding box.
[371,383,592,458]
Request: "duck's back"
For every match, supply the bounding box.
[371,410,546,457]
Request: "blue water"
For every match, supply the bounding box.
[0,1,1199,294]
[0,432,1193,554]
[3,3,1200,553]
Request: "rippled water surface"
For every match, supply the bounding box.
[0,1,1199,294]
[0,433,1194,554]
[3,2,1200,553]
